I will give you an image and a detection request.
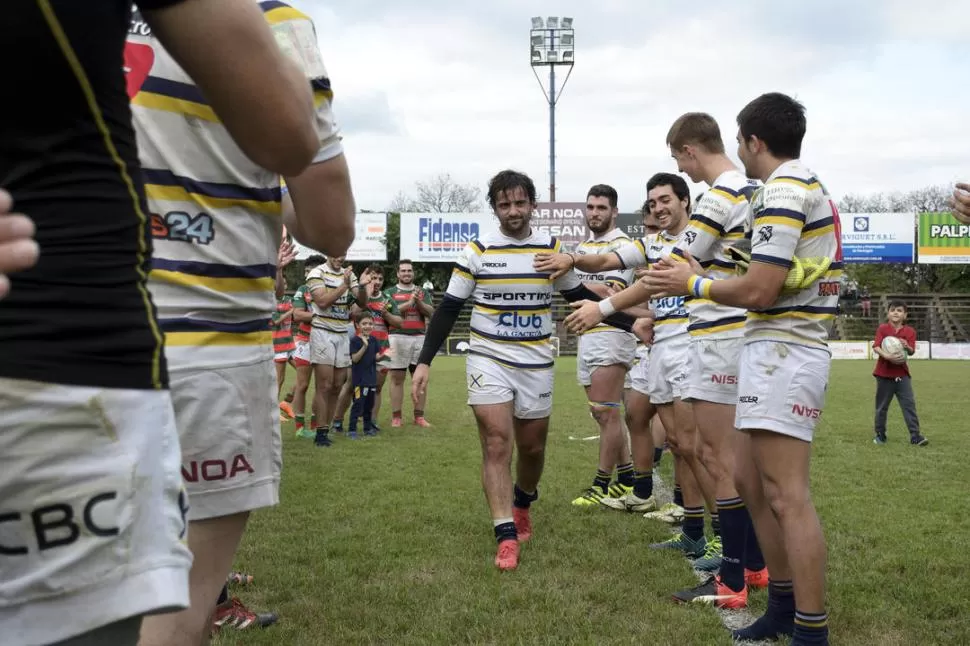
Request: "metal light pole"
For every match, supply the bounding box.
[530,16,574,203]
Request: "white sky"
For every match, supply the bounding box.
[294,0,969,212]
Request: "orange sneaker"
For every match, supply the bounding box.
[494,539,519,571]
[745,567,769,589]
[673,575,748,609]
[414,416,431,428]
[513,507,532,542]
[279,401,294,419]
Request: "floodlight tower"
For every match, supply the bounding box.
[530,16,574,202]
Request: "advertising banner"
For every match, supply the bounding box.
[841,213,915,263]
[532,202,587,249]
[399,213,494,263]
[918,212,970,264]
[294,212,387,261]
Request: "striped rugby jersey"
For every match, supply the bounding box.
[574,228,637,337]
[127,1,342,370]
[306,263,359,333]
[292,283,313,341]
[446,229,580,369]
[671,170,759,338]
[615,231,689,344]
[746,160,843,348]
[272,297,296,353]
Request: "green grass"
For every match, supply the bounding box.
[220,359,969,646]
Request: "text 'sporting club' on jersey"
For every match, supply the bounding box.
[615,232,689,343]
[747,160,843,348]
[446,230,581,369]
[574,229,636,335]
[671,170,758,337]
[306,265,359,332]
[126,2,342,370]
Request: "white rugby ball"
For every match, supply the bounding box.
[881,336,905,359]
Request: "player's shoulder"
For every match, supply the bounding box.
[709,170,761,203]
[762,161,821,201]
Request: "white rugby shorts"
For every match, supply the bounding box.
[292,338,312,367]
[576,331,636,387]
[645,334,691,405]
[310,327,351,369]
[628,344,651,396]
[682,336,744,406]
[735,341,832,442]
[388,334,424,370]
[170,360,282,521]
[466,354,554,419]
[0,378,191,646]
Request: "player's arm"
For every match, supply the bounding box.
[382,300,404,328]
[643,184,804,309]
[415,290,435,318]
[141,0,317,176]
[554,271,639,333]
[307,275,348,310]
[533,249,623,279]
[872,325,891,360]
[562,277,656,334]
[350,337,368,364]
[901,327,916,354]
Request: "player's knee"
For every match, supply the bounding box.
[481,433,512,462]
[588,401,621,426]
[762,478,809,521]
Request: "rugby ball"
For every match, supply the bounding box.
[881,336,906,360]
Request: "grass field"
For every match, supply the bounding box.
[219,358,969,646]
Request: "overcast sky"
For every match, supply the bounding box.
[294,0,968,213]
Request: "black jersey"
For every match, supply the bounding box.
[0,0,184,390]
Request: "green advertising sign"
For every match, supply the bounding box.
[918,212,970,264]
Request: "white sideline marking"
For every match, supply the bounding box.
[567,435,600,441]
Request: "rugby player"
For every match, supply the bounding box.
[645,93,840,645]
[538,174,720,561]
[386,259,436,427]
[291,254,326,437]
[1,1,319,644]
[127,2,355,643]
[568,185,640,507]
[306,257,374,446]
[412,170,651,571]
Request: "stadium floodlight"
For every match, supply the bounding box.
[529,16,575,202]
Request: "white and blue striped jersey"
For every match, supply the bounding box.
[306,263,360,333]
[128,1,342,370]
[574,228,637,337]
[614,231,689,344]
[446,229,580,369]
[671,170,758,338]
[746,160,843,348]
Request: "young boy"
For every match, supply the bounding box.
[349,310,386,438]
[872,301,928,446]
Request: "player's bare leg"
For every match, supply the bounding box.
[139,512,250,646]
[751,431,826,612]
[578,364,629,505]
[328,367,348,433]
[312,363,336,445]
[473,402,520,569]
[511,415,550,543]
[620,388,658,513]
[410,364,431,426]
[389,368,407,427]
[373,369,388,422]
[332,377,352,431]
[292,363,314,435]
[731,430,797,641]
[650,401,707,558]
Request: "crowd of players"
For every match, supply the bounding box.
[2,3,970,646]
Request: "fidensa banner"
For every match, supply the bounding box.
[841,212,915,263]
[918,212,970,264]
[399,213,495,263]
